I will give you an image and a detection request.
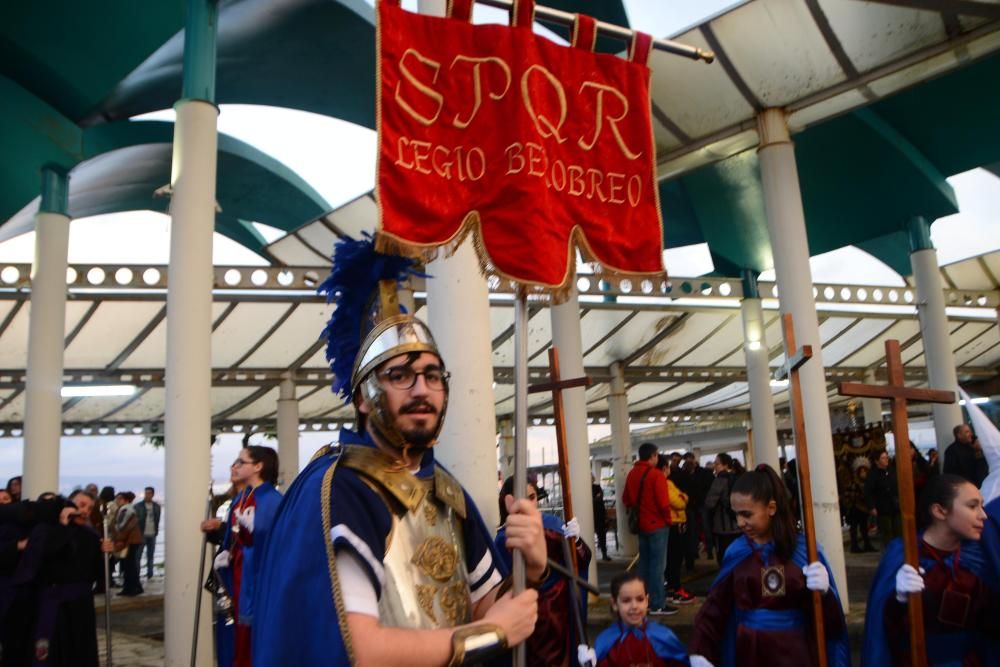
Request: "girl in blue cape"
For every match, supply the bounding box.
[862,473,999,666]
[688,464,850,667]
[210,445,282,667]
[594,571,689,667]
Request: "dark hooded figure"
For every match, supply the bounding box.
[0,496,81,665]
[12,490,108,666]
[5,477,21,503]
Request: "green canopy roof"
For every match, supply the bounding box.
[3,0,999,276]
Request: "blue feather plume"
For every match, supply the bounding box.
[318,232,421,401]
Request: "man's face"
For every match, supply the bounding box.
[73,494,94,526]
[9,479,20,496]
[144,489,154,502]
[956,424,973,444]
[115,495,126,507]
[361,352,446,448]
[877,452,889,469]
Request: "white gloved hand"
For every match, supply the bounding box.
[213,550,231,570]
[803,561,830,594]
[576,644,596,667]
[562,517,581,540]
[235,506,255,533]
[895,564,925,603]
[689,655,715,667]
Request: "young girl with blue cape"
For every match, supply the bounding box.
[862,473,999,666]
[594,571,689,667]
[688,464,850,667]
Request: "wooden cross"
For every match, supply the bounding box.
[528,346,593,645]
[528,347,591,575]
[838,340,955,667]
[773,313,827,667]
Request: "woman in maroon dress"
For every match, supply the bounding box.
[688,464,849,667]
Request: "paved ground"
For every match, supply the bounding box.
[92,538,884,666]
[94,576,166,666]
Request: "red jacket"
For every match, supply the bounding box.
[623,460,671,533]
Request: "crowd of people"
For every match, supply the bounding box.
[0,237,997,666]
[0,479,162,665]
[622,445,749,615]
[615,425,997,667]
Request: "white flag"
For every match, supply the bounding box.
[958,388,1000,504]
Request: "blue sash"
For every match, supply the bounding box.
[734,608,805,632]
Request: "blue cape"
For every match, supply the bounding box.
[862,535,997,667]
[251,444,352,666]
[712,534,850,667]
[229,482,281,626]
[595,620,690,664]
[983,497,1000,590]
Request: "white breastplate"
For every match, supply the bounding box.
[378,488,473,628]
[337,446,473,630]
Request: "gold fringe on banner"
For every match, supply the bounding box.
[375,214,667,306]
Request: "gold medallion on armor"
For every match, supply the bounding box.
[423,501,438,526]
[416,584,438,623]
[412,536,458,582]
[439,581,470,626]
[761,565,786,597]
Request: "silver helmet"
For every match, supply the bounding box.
[352,314,449,452]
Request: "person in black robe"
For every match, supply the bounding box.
[9,491,110,667]
[1,508,34,666]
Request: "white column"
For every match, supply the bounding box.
[591,458,602,482]
[740,290,780,472]
[276,376,300,487]
[418,0,498,530]
[757,108,847,606]
[908,217,963,452]
[861,368,883,425]
[609,362,638,556]
[551,286,597,583]
[164,99,217,667]
[426,241,499,529]
[23,168,70,499]
[499,418,514,480]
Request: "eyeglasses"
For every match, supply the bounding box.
[379,366,450,391]
[231,459,254,468]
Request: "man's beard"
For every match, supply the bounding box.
[397,399,440,449]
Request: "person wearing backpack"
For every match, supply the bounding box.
[703,453,741,565]
[623,443,678,616]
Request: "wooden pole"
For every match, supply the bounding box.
[780,314,827,667]
[838,339,953,667]
[884,340,926,667]
[547,348,580,575]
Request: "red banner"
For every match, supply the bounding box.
[376,0,665,290]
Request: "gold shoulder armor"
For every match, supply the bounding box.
[339,445,429,512]
[434,466,467,520]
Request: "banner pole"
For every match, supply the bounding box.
[191,482,214,667]
[512,287,529,667]
[102,508,114,666]
[474,0,714,62]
